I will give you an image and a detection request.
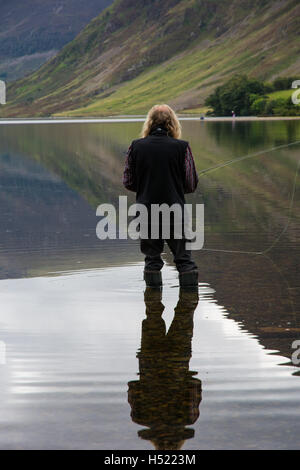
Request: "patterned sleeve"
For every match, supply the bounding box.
[183,143,198,193]
[123,143,137,192]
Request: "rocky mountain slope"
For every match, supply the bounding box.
[0,0,113,82]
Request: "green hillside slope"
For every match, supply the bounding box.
[1,0,300,117]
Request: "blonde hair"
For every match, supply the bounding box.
[141,104,182,139]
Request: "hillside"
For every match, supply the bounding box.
[0,0,113,82]
[1,0,300,117]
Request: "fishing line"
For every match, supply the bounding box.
[198,140,300,176]
[262,251,297,322]
[199,140,300,255]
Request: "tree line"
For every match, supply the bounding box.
[205,74,300,117]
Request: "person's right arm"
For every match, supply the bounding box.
[123,143,137,192]
[183,143,198,193]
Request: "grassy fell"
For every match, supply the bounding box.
[0,0,299,117]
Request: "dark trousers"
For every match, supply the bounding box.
[140,237,198,273]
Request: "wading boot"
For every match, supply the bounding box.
[143,270,162,288]
[179,270,199,290]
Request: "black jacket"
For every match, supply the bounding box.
[123,127,198,206]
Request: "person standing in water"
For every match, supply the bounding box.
[123,104,199,287]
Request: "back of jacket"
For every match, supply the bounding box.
[131,127,188,206]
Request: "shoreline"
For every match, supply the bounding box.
[0,115,300,124]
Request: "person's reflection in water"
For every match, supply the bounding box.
[128,287,202,450]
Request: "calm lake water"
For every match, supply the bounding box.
[0,118,299,449]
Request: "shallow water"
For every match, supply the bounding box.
[0,119,299,449]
